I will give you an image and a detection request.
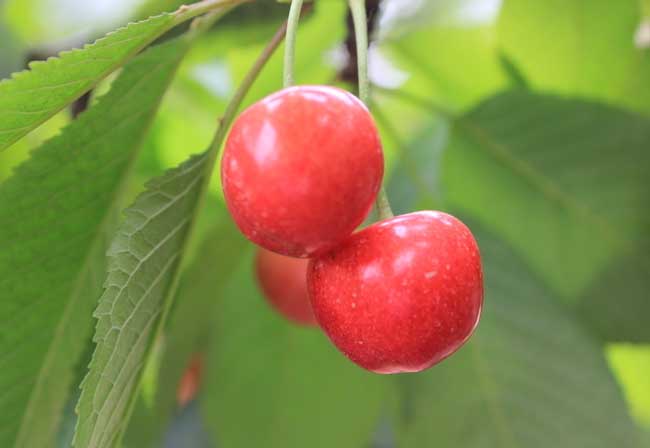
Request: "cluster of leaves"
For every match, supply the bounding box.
[0,0,648,447]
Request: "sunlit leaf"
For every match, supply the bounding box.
[607,344,650,429]
[443,91,650,305]
[73,150,212,448]
[499,0,650,113]
[0,13,174,151]
[122,204,249,447]
[0,0,230,152]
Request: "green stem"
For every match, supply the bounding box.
[349,0,394,220]
[185,5,236,39]
[209,21,288,154]
[173,0,246,25]
[349,0,370,104]
[284,0,305,87]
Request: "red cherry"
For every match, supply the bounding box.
[308,211,483,374]
[255,247,316,326]
[176,354,204,407]
[221,85,384,258]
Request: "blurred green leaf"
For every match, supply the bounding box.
[577,255,650,342]
[499,0,650,113]
[607,344,650,429]
[382,23,507,112]
[3,0,43,43]
[0,19,23,79]
[381,111,449,214]
[203,251,391,448]
[0,37,188,448]
[3,0,146,44]
[443,91,650,306]
[398,223,640,447]
[497,50,529,89]
[122,203,249,448]
[0,110,69,182]
[190,0,345,108]
[74,149,212,448]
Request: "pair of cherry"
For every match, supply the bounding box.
[221,85,483,374]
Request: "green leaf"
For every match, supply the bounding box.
[498,0,650,113]
[0,13,175,151]
[381,8,506,112]
[0,38,188,448]
[398,224,640,447]
[443,91,650,305]
[498,50,529,89]
[382,115,449,215]
[0,0,226,152]
[73,150,212,448]
[202,252,391,448]
[606,344,650,429]
[576,255,650,342]
[122,203,249,448]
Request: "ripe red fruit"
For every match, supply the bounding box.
[255,247,316,326]
[308,211,483,374]
[221,85,384,258]
[176,354,204,407]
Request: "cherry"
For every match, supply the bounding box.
[255,247,316,326]
[308,211,483,374]
[221,85,384,258]
[176,354,204,407]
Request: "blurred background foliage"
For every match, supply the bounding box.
[0,0,649,447]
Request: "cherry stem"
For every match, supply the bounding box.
[283,0,305,88]
[349,0,394,220]
[209,21,288,154]
[174,0,247,25]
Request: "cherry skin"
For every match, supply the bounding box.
[255,247,316,326]
[176,354,204,408]
[308,211,483,374]
[221,85,384,258]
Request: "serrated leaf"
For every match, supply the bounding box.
[75,10,285,443]
[0,38,188,448]
[0,13,175,151]
[122,204,249,448]
[398,224,640,447]
[0,0,227,152]
[73,150,212,448]
[443,91,650,306]
[202,252,390,448]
